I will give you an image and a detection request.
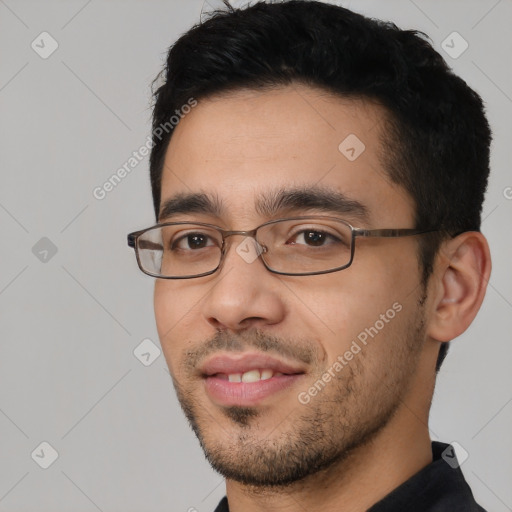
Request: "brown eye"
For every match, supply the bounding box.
[173,232,216,250]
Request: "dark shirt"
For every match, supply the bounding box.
[213,441,487,511]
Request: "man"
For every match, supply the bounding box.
[128,1,492,510]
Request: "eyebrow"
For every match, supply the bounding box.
[158,185,370,223]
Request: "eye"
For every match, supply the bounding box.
[287,229,341,247]
[172,232,217,250]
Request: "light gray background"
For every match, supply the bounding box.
[0,1,511,511]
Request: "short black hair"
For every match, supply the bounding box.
[149,0,492,371]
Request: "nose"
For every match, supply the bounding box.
[200,235,287,331]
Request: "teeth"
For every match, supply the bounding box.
[241,369,261,383]
[225,369,276,382]
[260,369,273,380]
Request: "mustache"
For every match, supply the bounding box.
[183,328,318,373]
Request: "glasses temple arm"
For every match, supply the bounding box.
[354,228,438,238]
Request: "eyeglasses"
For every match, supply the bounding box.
[127,216,435,279]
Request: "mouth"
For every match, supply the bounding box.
[200,353,307,407]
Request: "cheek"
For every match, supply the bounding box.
[153,281,170,338]
[306,250,418,361]
[153,283,174,370]
[154,281,196,329]
[154,281,197,372]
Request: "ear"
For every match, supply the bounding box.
[427,232,492,342]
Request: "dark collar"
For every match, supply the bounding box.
[368,441,486,511]
[213,442,487,512]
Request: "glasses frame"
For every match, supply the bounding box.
[127,215,437,279]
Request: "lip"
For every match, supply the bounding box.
[204,374,306,407]
[200,352,306,377]
[200,352,307,407]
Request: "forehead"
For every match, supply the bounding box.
[160,85,414,227]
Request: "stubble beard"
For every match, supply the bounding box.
[170,305,426,488]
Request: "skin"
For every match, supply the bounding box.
[153,84,491,512]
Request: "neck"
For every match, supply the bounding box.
[224,405,433,512]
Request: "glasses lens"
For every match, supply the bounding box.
[258,218,353,274]
[134,218,353,278]
[136,224,222,277]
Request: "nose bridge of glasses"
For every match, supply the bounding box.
[222,227,259,239]
[221,227,262,249]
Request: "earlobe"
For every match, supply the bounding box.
[427,232,491,342]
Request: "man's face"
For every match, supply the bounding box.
[154,85,430,486]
